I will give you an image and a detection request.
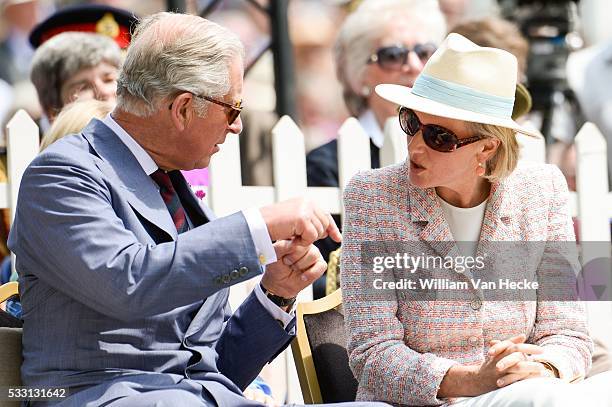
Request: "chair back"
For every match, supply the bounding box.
[291,289,358,403]
[0,281,22,406]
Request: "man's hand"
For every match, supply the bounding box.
[259,198,341,246]
[261,240,327,300]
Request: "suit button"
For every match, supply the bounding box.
[222,273,231,284]
[214,276,222,285]
[230,269,239,280]
[470,297,482,310]
[239,266,248,277]
[469,336,479,345]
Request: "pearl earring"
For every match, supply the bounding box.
[361,86,371,97]
[477,162,485,176]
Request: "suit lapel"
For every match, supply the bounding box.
[479,178,514,243]
[408,185,457,259]
[81,119,178,240]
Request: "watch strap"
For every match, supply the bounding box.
[260,282,297,308]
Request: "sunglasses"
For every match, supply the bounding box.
[367,44,437,70]
[399,107,486,152]
[168,93,242,125]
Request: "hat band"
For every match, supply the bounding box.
[411,74,514,119]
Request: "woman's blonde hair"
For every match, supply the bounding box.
[40,100,114,151]
[468,122,519,182]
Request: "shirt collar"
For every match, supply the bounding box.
[358,109,384,148]
[102,113,159,175]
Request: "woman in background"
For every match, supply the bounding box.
[306,0,446,297]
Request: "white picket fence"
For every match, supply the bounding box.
[2,110,611,403]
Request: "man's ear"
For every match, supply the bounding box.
[168,93,194,131]
[477,137,501,163]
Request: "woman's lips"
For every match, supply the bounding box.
[410,159,425,171]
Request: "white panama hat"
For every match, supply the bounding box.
[376,33,541,138]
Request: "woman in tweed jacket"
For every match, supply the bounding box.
[341,33,610,406]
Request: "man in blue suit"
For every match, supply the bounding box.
[8,12,387,407]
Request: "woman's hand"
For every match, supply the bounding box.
[490,338,556,387]
[438,334,547,398]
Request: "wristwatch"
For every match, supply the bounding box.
[538,361,560,378]
[260,283,297,308]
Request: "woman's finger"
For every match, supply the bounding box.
[488,334,526,356]
[503,361,549,376]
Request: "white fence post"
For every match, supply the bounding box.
[5,110,40,276]
[337,117,371,189]
[575,122,612,349]
[270,116,309,405]
[207,134,243,217]
[5,110,40,222]
[273,116,307,202]
[575,123,610,245]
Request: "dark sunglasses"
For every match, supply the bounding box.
[168,93,242,125]
[367,44,437,70]
[399,107,486,152]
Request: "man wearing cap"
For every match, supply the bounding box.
[8,11,389,407]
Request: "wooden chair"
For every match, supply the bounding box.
[291,289,358,404]
[325,248,342,296]
[0,281,22,407]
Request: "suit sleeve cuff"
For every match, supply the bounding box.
[533,346,582,382]
[242,208,277,266]
[254,282,295,331]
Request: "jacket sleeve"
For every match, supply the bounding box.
[529,165,593,382]
[8,151,262,322]
[215,290,294,389]
[341,172,458,406]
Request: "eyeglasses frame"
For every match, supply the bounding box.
[168,92,242,125]
[398,106,487,152]
[366,43,437,69]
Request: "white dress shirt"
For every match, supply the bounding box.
[102,114,294,328]
[358,109,384,149]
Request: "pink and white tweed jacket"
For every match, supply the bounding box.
[340,160,593,407]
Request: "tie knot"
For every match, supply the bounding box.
[151,169,174,191]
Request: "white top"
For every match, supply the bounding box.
[358,110,384,148]
[102,114,294,327]
[438,196,487,258]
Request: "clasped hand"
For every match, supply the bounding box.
[261,240,327,300]
[473,333,556,394]
[259,198,340,300]
[259,197,342,247]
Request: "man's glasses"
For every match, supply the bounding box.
[367,44,437,71]
[399,107,486,152]
[168,93,242,125]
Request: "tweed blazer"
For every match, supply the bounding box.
[340,160,593,406]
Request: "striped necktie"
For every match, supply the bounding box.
[150,169,189,233]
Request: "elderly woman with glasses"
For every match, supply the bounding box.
[307,0,446,267]
[340,33,612,407]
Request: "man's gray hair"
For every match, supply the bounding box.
[116,12,245,117]
[335,0,446,116]
[30,32,122,117]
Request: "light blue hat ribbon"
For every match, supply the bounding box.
[411,74,515,119]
